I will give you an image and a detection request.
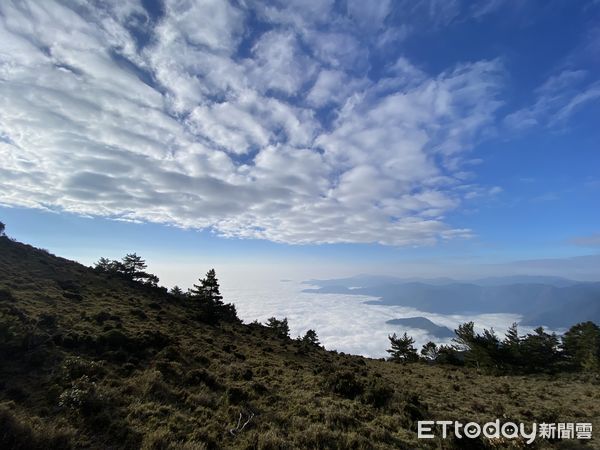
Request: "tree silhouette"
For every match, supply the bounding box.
[169,286,184,297]
[301,329,321,347]
[189,269,223,303]
[266,317,290,338]
[420,341,439,362]
[93,254,159,286]
[519,327,560,373]
[0,221,5,236]
[387,332,418,363]
[121,253,147,280]
[189,269,238,323]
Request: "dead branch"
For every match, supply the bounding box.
[229,411,255,437]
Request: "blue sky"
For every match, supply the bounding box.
[0,0,599,285]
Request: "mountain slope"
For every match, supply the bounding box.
[1,236,599,449]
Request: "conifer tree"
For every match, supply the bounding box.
[520,327,560,372]
[170,285,184,297]
[121,253,147,280]
[189,269,238,323]
[266,317,290,338]
[387,332,418,363]
[190,269,223,304]
[420,341,439,362]
[301,329,321,347]
[562,321,600,372]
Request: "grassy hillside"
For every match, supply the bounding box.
[0,236,599,449]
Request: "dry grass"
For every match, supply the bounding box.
[1,236,598,449]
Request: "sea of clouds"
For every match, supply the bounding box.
[221,278,533,358]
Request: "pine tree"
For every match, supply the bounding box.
[502,322,522,369]
[189,269,223,304]
[562,321,600,372]
[453,322,500,370]
[170,285,184,297]
[421,341,439,362]
[94,257,113,272]
[0,221,5,236]
[121,253,147,280]
[189,269,238,323]
[301,329,320,347]
[521,327,560,373]
[387,332,418,363]
[266,317,290,338]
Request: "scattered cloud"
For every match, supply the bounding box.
[504,70,600,131]
[0,0,554,246]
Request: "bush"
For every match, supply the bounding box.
[0,404,73,449]
[0,287,15,302]
[58,375,104,416]
[60,356,104,382]
[325,370,364,399]
[362,378,394,408]
[98,329,130,350]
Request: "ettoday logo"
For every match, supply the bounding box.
[418,420,593,444]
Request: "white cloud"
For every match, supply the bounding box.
[504,69,600,130]
[221,278,528,357]
[248,30,318,96]
[0,0,508,246]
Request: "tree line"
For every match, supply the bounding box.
[94,253,323,345]
[94,254,238,323]
[387,320,600,374]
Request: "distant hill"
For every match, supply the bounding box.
[1,235,598,449]
[385,317,455,338]
[304,277,600,328]
[471,275,580,287]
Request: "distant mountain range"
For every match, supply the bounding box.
[303,275,600,328]
[386,317,455,339]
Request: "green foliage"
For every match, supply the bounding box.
[300,329,321,347]
[58,376,104,416]
[325,369,364,399]
[169,285,185,297]
[265,317,290,338]
[189,269,239,323]
[433,320,599,374]
[362,378,394,408]
[520,326,561,372]
[94,253,159,286]
[387,332,418,363]
[60,356,104,382]
[420,341,439,362]
[188,268,222,302]
[562,321,600,372]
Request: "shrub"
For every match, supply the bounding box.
[60,356,104,382]
[362,378,394,408]
[325,370,364,399]
[0,287,15,302]
[58,376,104,416]
[98,329,130,350]
[0,404,73,449]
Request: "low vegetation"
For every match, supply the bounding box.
[390,321,600,374]
[0,227,599,449]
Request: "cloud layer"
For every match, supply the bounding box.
[0,0,539,245]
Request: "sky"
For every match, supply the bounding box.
[1,0,599,288]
